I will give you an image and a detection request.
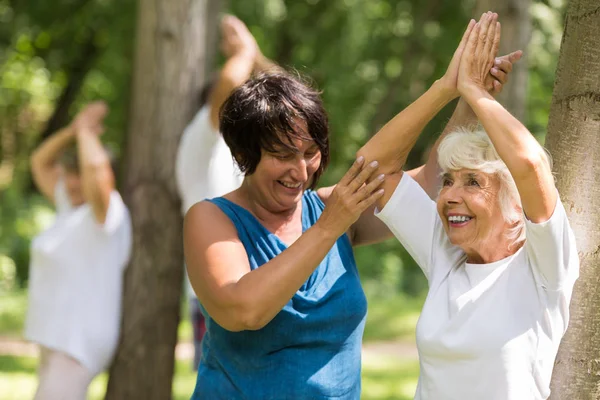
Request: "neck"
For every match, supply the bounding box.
[463,238,524,264]
[234,180,301,226]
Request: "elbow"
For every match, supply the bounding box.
[233,299,271,331]
[515,149,551,180]
[216,309,269,333]
[215,300,271,332]
[237,310,270,331]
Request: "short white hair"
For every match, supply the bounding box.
[437,126,525,245]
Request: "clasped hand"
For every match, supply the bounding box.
[440,12,523,98]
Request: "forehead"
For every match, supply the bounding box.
[444,169,486,178]
[272,119,316,151]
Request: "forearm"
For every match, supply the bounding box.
[463,87,543,173]
[358,80,455,175]
[31,125,76,168]
[230,223,340,330]
[209,51,255,129]
[462,87,556,221]
[253,53,280,74]
[418,98,478,197]
[76,130,114,219]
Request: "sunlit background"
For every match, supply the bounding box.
[0,0,566,398]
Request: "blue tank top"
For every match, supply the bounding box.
[191,190,367,400]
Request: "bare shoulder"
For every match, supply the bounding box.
[184,200,239,245]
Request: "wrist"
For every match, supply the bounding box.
[431,79,458,103]
[313,218,343,243]
[460,84,490,104]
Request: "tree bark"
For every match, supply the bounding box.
[475,0,531,122]
[105,0,219,398]
[546,1,600,399]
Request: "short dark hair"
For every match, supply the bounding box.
[219,72,330,189]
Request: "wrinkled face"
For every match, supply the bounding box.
[248,122,322,212]
[64,170,85,207]
[436,169,509,254]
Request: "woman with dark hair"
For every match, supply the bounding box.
[183,49,518,399]
[184,72,385,399]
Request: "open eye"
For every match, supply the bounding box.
[442,177,453,187]
[468,178,480,187]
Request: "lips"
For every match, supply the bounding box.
[278,180,302,189]
[447,214,473,227]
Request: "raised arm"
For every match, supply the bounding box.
[184,159,384,332]
[409,50,522,199]
[208,15,260,130]
[73,102,115,224]
[457,13,556,223]
[357,20,479,211]
[30,125,76,203]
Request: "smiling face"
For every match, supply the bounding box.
[246,122,322,213]
[437,169,513,260]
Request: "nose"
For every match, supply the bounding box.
[443,185,463,205]
[290,157,308,182]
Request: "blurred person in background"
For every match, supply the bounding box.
[25,101,132,400]
[175,14,280,371]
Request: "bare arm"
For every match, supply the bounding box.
[356,21,478,212]
[458,14,555,222]
[408,51,523,199]
[208,15,259,130]
[407,98,477,198]
[254,52,281,74]
[76,128,114,224]
[185,159,384,331]
[30,126,76,203]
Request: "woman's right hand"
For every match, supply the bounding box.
[457,12,501,96]
[317,157,385,238]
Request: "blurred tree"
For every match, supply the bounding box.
[545,0,600,398]
[103,0,221,398]
[475,0,531,122]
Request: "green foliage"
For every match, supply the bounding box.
[0,0,566,294]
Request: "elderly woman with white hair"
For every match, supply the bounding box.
[358,12,579,400]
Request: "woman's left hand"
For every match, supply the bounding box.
[488,50,523,95]
[457,12,501,96]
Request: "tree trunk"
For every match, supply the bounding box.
[545,1,600,399]
[105,0,220,398]
[475,0,531,122]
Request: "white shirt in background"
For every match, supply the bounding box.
[176,105,243,298]
[176,105,243,215]
[376,173,579,400]
[25,179,132,375]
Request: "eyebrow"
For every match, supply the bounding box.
[442,173,452,180]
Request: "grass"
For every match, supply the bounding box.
[0,354,418,400]
[0,287,423,399]
[0,355,198,400]
[363,292,423,342]
[0,289,28,338]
